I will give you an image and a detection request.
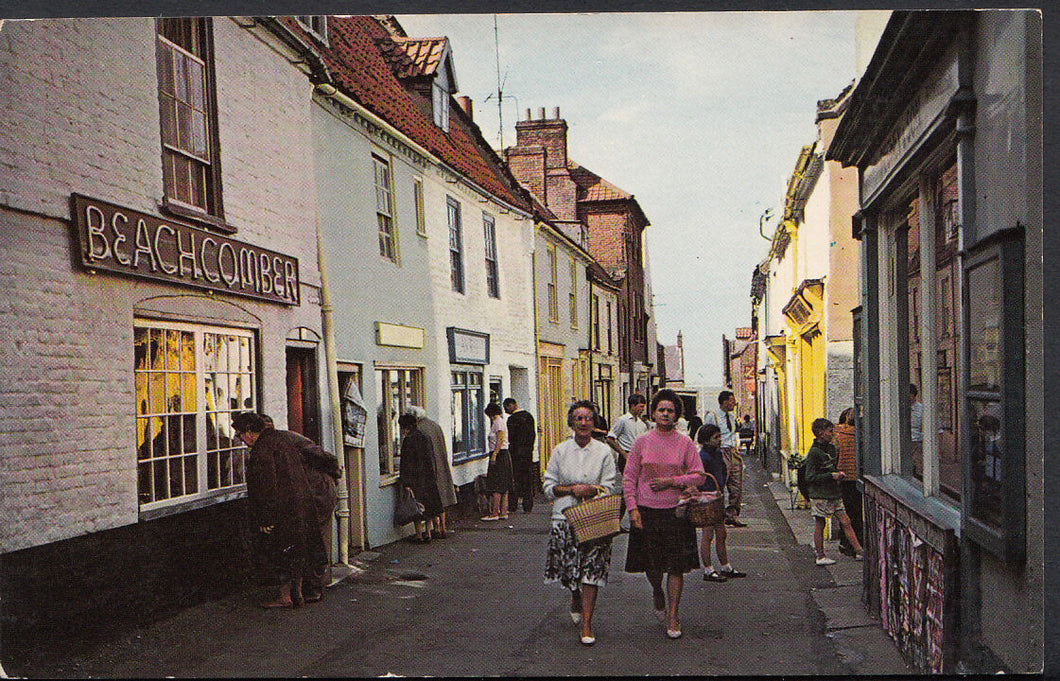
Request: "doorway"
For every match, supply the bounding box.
[285,346,321,444]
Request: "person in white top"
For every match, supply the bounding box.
[606,393,648,475]
[482,402,513,521]
[703,390,747,527]
[543,400,619,647]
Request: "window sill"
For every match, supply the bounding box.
[139,488,247,521]
[380,473,400,488]
[453,451,489,466]
[159,199,236,235]
[864,474,961,539]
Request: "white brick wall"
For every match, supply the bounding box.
[0,18,323,553]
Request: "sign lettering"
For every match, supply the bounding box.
[73,194,300,305]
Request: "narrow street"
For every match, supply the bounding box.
[19,460,910,678]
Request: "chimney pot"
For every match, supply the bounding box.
[457,96,473,121]
[525,108,532,121]
[554,106,561,119]
[538,107,546,119]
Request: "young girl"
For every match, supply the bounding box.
[697,424,747,582]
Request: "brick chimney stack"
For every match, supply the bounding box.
[456,96,473,121]
[507,106,578,221]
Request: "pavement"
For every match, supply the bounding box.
[4,459,912,678]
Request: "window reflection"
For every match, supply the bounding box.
[970,400,1003,528]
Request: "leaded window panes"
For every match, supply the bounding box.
[376,368,423,478]
[135,320,255,510]
[451,369,485,463]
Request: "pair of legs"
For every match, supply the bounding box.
[699,522,728,567]
[489,492,509,518]
[569,583,599,640]
[646,571,684,633]
[722,447,744,521]
[814,511,862,558]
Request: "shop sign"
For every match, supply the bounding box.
[447,327,489,365]
[376,322,425,349]
[72,194,300,305]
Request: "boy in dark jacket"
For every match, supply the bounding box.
[803,418,863,565]
[696,424,747,582]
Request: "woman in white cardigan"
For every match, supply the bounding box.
[542,400,619,646]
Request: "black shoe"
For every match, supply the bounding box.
[703,570,728,582]
[719,568,747,578]
[725,517,748,527]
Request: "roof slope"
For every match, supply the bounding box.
[568,161,633,202]
[288,16,529,211]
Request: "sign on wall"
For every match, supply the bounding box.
[72,194,300,305]
[447,327,490,365]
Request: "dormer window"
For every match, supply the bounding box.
[432,81,450,132]
[296,16,328,44]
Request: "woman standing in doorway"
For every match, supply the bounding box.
[623,389,706,639]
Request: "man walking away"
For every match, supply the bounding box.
[704,391,746,527]
[504,397,537,513]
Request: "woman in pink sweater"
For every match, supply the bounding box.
[623,389,706,639]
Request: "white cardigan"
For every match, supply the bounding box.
[542,437,619,522]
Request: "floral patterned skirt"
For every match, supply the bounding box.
[544,519,613,589]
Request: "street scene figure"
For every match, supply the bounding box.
[542,400,619,646]
[623,389,706,639]
[833,408,862,557]
[802,418,863,566]
[409,406,458,538]
[260,414,341,603]
[503,398,537,514]
[704,391,747,527]
[232,412,315,609]
[398,413,444,543]
[481,403,513,521]
[606,394,648,476]
[696,424,747,582]
[738,414,755,454]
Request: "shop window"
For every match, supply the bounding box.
[376,367,423,480]
[483,213,499,298]
[135,321,256,511]
[451,369,485,463]
[489,377,503,406]
[448,197,464,293]
[156,18,224,223]
[374,154,399,263]
[964,228,1025,562]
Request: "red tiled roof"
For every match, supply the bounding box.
[568,161,633,202]
[284,16,530,211]
[393,37,449,78]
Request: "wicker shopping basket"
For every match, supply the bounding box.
[562,486,623,545]
[678,473,726,527]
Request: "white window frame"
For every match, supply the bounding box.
[448,197,464,293]
[433,81,450,132]
[296,15,328,43]
[569,258,578,329]
[413,177,427,237]
[374,154,399,263]
[483,212,500,298]
[547,244,558,323]
[376,366,424,484]
[135,319,256,513]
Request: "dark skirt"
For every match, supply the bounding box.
[485,449,514,493]
[624,506,700,575]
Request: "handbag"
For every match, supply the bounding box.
[676,473,726,527]
[562,485,623,545]
[394,487,425,526]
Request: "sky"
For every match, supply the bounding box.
[398,11,864,387]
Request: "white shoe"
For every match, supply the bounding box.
[667,628,682,639]
[570,611,583,624]
[580,635,595,645]
[480,515,500,521]
[815,556,836,566]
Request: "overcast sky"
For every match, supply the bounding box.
[398,11,863,386]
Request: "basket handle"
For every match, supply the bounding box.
[682,473,719,500]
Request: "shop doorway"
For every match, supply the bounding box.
[285,346,321,444]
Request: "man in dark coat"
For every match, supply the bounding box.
[261,414,341,603]
[503,397,537,513]
[233,412,315,608]
[398,413,443,542]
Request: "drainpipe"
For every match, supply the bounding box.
[316,213,359,568]
[531,221,543,479]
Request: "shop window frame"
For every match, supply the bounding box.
[961,227,1025,563]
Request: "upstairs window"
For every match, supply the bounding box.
[483,213,499,298]
[373,154,399,263]
[413,178,426,237]
[156,18,223,221]
[448,197,464,293]
[547,244,559,323]
[569,258,578,328]
[296,15,328,43]
[592,294,601,350]
[432,81,450,132]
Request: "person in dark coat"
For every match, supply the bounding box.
[233,412,315,608]
[503,397,537,513]
[261,414,341,603]
[408,406,458,538]
[398,413,443,543]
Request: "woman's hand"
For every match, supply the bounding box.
[649,476,675,492]
[629,507,643,530]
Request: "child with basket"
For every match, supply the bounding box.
[695,424,747,582]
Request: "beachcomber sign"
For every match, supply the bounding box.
[72,194,300,305]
